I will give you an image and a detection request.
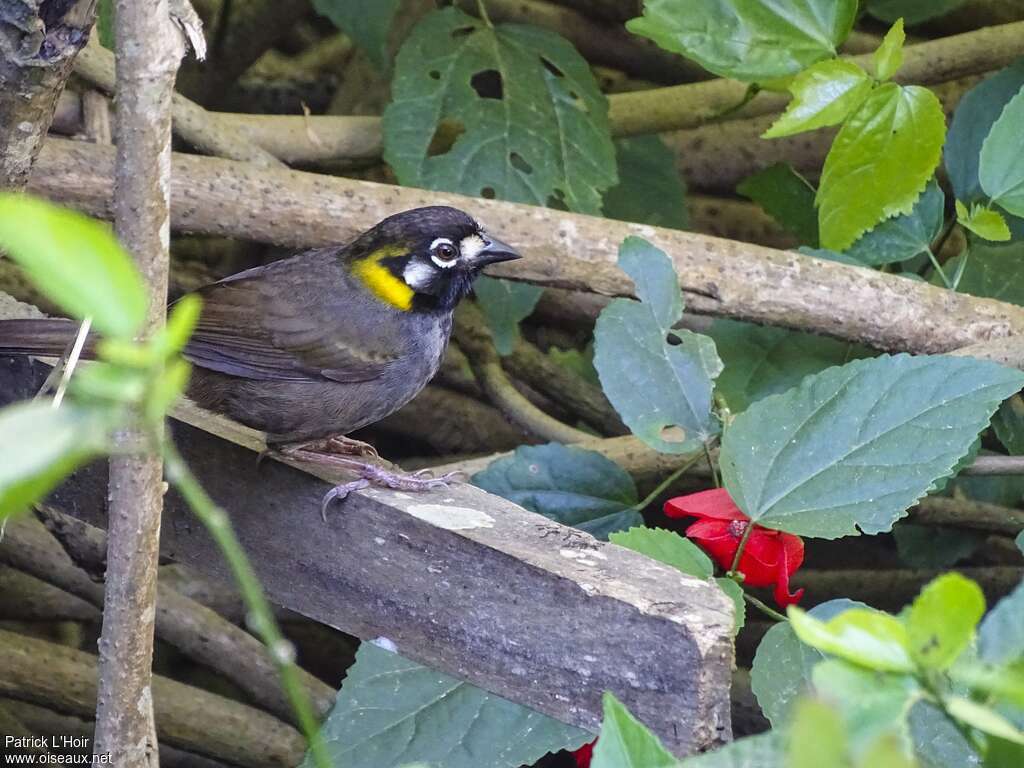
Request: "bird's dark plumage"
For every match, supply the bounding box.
[0,206,520,444]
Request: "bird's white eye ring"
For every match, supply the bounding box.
[430,238,459,268]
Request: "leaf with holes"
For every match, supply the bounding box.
[472,443,642,539]
[627,0,857,82]
[979,84,1024,218]
[384,7,616,215]
[305,643,590,768]
[594,238,721,454]
[817,83,946,251]
[604,136,689,230]
[719,354,1024,538]
[311,0,401,70]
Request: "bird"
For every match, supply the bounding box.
[0,206,521,513]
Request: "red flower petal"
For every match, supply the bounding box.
[771,535,805,607]
[572,739,596,768]
[664,488,746,521]
[685,519,740,572]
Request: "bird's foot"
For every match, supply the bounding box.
[319,461,464,521]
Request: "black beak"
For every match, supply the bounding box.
[475,236,521,267]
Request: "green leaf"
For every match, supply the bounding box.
[608,526,744,633]
[873,20,905,81]
[978,580,1024,666]
[680,732,783,768]
[943,242,1024,306]
[867,0,969,26]
[763,60,873,138]
[472,443,642,539]
[144,358,192,422]
[789,606,914,673]
[603,136,689,230]
[608,526,712,578]
[817,83,946,251]
[707,319,866,413]
[893,524,983,569]
[719,354,1024,538]
[0,195,147,338]
[845,179,945,266]
[908,701,980,768]
[97,0,114,49]
[979,85,1024,218]
[594,238,721,454]
[957,201,1012,242]
[1018,531,1023,555]
[950,662,1024,709]
[811,661,919,754]
[0,402,116,520]
[384,7,616,215]
[946,697,1024,744]
[311,0,400,71]
[737,164,819,246]
[591,692,677,768]
[471,278,543,356]
[751,599,865,726]
[626,0,858,82]
[787,698,849,768]
[906,573,986,671]
[985,736,1024,768]
[305,643,590,768]
[858,734,918,768]
[947,60,1024,205]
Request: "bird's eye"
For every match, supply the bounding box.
[430,238,459,268]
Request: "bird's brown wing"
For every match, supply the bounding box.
[183,260,400,383]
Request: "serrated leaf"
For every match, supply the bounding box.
[817,84,946,251]
[947,60,1024,205]
[737,164,819,246]
[603,136,689,230]
[979,85,1024,218]
[751,599,864,726]
[957,201,1012,242]
[978,580,1024,666]
[472,278,542,356]
[845,179,945,266]
[719,354,1024,538]
[680,732,783,767]
[867,0,969,26]
[893,524,983,569]
[763,60,873,138]
[0,195,147,339]
[305,643,590,768]
[384,7,616,215]
[946,698,1024,744]
[874,20,905,81]
[789,606,914,673]
[0,402,116,520]
[626,0,858,82]
[591,692,677,768]
[311,0,400,70]
[608,526,744,633]
[707,319,867,414]
[907,573,986,671]
[595,239,721,454]
[472,443,641,539]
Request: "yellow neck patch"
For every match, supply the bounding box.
[352,245,414,311]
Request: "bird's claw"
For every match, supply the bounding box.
[319,467,465,520]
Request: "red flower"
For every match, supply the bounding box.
[572,739,595,768]
[664,488,805,608]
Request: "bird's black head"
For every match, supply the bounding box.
[347,206,521,313]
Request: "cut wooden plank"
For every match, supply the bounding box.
[0,354,735,755]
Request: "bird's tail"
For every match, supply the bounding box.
[0,318,96,357]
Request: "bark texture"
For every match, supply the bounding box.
[0,0,96,188]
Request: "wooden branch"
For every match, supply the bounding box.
[93,4,184,764]
[30,138,1024,355]
[0,0,96,188]
[0,629,305,767]
[0,357,736,757]
[912,497,1024,536]
[609,21,1024,136]
[0,565,98,622]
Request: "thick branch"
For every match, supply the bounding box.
[0,0,96,188]
[912,497,1024,536]
[30,138,1024,355]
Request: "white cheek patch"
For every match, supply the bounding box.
[403,259,435,289]
[459,234,486,261]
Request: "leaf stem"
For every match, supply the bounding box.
[704,439,720,487]
[163,441,330,768]
[743,592,787,622]
[476,0,493,26]
[631,451,707,512]
[927,248,953,289]
[728,520,754,575]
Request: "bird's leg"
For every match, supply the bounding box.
[317,459,464,521]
